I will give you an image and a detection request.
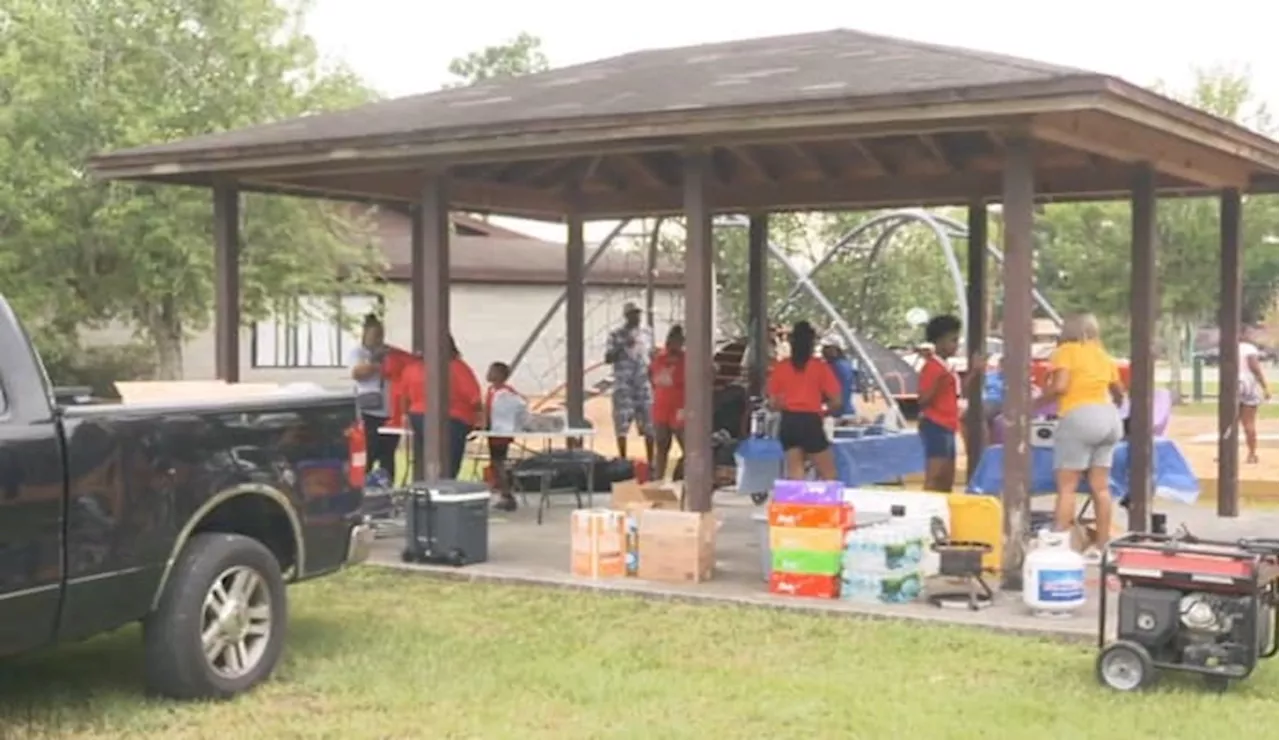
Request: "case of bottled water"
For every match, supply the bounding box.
[840,518,929,604]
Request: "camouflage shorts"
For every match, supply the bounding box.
[612,381,653,436]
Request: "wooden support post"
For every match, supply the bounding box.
[999,137,1035,590]
[747,213,770,398]
[1217,188,1243,518]
[682,150,715,513]
[212,183,241,382]
[565,204,587,428]
[1128,165,1158,532]
[414,172,451,482]
[645,219,659,335]
[410,205,425,354]
[964,201,988,482]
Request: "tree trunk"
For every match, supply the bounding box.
[143,296,185,381]
[1163,317,1184,404]
[153,329,184,380]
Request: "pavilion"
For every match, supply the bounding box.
[88,30,1279,584]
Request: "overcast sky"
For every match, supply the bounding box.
[306,0,1276,241]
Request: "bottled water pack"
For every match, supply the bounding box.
[841,519,928,604]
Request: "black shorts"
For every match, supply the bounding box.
[488,438,511,463]
[778,411,829,455]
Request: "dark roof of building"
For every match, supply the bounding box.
[97,29,1090,160]
[88,29,1278,218]
[391,212,682,287]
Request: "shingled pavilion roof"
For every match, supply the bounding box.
[89,29,1278,219]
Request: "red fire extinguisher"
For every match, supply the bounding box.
[346,423,367,490]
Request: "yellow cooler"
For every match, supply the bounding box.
[946,494,1002,572]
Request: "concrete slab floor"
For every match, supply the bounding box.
[367,491,1278,643]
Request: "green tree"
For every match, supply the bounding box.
[1035,66,1277,400]
[446,32,550,86]
[0,0,384,378]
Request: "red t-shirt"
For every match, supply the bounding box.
[766,358,839,414]
[394,358,482,425]
[919,355,960,431]
[650,349,686,410]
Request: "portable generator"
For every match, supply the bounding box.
[1096,531,1279,692]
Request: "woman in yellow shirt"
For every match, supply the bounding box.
[1040,314,1126,561]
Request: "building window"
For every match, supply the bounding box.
[251,294,382,369]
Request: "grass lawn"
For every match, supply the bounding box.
[1179,401,1279,420]
[1,569,1276,740]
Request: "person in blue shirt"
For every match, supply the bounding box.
[822,342,857,417]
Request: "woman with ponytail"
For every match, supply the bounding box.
[766,321,841,480]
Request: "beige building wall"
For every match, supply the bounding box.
[82,282,685,396]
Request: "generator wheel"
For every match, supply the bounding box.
[1096,640,1154,692]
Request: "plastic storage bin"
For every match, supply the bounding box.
[403,480,491,566]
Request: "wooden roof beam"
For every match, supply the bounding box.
[918,134,963,171]
[1031,111,1254,188]
[726,146,778,182]
[850,140,893,175]
[612,153,670,190]
[574,166,1203,218]
[788,144,842,179]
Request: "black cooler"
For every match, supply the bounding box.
[401,480,490,566]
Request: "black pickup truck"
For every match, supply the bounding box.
[0,296,372,699]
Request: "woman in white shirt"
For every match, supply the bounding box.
[1237,339,1272,464]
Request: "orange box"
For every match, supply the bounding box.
[768,572,840,599]
[570,509,627,579]
[768,526,846,552]
[766,502,852,529]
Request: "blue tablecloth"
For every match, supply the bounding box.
[966,439,1199,504]
[733,432,926,492]
[832,433,926,487]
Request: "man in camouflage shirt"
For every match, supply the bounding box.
[604,303,654,465]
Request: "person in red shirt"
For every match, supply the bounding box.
[766,321,841,480]
[484,361,524,511]
[650,325,686,480]
[398,336,482,479]
[917,314,963,491]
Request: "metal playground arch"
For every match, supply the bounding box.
[508,209,1065,429]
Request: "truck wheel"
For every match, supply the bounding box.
[143,533,288,700]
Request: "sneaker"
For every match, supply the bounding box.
[1081,547,1103,566]
[492,496,518,513]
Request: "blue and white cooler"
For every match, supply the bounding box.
[734,437,784,496]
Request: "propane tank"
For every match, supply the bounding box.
[1022,530,1087,616]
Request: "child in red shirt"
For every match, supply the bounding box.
[649,325,686,480]
[484,362,524,511]
[917,314,962,491]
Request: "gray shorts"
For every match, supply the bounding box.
[1054,403,1123,471]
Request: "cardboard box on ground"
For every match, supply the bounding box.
[569,481,717,583]
[570,509,627,579]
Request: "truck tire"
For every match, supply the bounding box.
[143,533,288,700]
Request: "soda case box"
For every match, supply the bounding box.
[637,510,716,583]
[768,572,841,599]
[570,509,627,579]
[771,549,842,576]
[768,526,845,552]
[771,479,844,505]
[767,502,853,530]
